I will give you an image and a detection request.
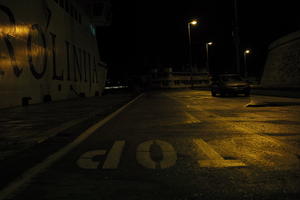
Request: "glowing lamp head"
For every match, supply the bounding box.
[207,42,213,46]
[244,49,251,54]
[190,20,198,25]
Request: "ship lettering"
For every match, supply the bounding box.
[1,4,100,85]
[0,5,23,77]
[27,24,47,80]
[50,32,63,80]
[72,44,82,82]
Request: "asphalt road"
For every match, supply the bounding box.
[6,90,300,200]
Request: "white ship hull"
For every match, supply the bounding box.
[0,0,107,108]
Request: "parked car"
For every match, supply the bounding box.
[210,74,250,97]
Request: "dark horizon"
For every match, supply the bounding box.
[97,0,300,81]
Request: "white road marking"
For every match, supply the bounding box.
[194,139,223,160]
[0,94,144,200]
[136,140,156,169]
[103,140,126,169]
[77,150,106,169]
[136,140,177,169]
[194,139,246,168]
[155,140,177,169]
[184,111,201,123]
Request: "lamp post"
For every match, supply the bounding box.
[243,49,251,78]
[233,0,241,74]
[205,42,213,74]
[187,19,198,88]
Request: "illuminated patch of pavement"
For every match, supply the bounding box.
[209,136,300,170]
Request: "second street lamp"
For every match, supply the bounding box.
[205,42,214,74]
[243,49,251,78]
[187,19,198,88]
[188,20,198,87]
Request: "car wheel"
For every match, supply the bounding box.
[244,91,250,97]
[220,91,226,97]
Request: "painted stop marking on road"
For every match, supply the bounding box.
[76,139,246,169]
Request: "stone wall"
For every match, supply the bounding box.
[261,31,300,88]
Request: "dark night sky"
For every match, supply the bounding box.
[97,0,300,81]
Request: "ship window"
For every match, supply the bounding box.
[106,11,112,21]
[90,24,96,36]
[65,0,69,12]
[59,0,64,8]
[93,2,104,16]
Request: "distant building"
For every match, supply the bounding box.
[150,68,210,89]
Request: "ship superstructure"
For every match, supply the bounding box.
[0,0,110,108]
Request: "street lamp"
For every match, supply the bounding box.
[187,19,198,88]
[243,49,251,78]
[233,0,241,74]
[205,42,214,74]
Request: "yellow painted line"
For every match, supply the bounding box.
[0,93,144,200]
[103,140,126,169]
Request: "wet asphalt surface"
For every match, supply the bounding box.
[5,90,300,200]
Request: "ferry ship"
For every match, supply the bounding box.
[0,0,111,108]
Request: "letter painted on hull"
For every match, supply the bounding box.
[50,32,63,80]
[72,44,82,82]
[27,24,47,80]
[0,5,23,77]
